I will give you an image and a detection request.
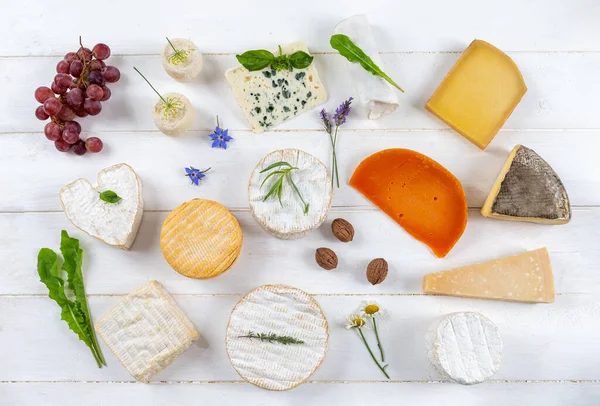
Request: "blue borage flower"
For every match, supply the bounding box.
[185,166,211,186]
[208,116,233,149]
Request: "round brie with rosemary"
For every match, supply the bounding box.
[226,285,329,391]
[152,92,195,136]
[248,149,332,239]
[161,38,203,81]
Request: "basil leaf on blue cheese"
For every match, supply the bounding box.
[225,41,327,133]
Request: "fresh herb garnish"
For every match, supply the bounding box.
[99,190,122,204]
[37,231,107,368]
[133,66,183,118]
[236,45,314,72]
[330,34,404,92]
[319,98,354,188]
[165,37,191,65]
[260,161,309,215]
[238,331,305,345]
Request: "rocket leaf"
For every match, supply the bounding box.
[330,34,404,92]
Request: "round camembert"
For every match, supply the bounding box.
[160,199,242,279]
[226,285,329,391]
[248,149,332,239]
[426,312,503,385]
[152,92,195,136]
[161,38,204,81]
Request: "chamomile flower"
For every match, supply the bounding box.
[345,307,390,379]
[345,314,367,330]
[360,301,384,319]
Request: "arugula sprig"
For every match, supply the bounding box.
[236,45,314,72]
[260,161,309,215]
[37,231,106,368]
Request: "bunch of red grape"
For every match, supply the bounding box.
[34,38,121,155]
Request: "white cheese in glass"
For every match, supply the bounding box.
[152,92,195,136]
[161,38,203,81]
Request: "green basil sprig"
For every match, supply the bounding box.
[99,190,122,204]
[330,34,404,92]
[236,45,314,72]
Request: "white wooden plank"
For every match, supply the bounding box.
[1,382,598,406]
[0,131,597,213]
[1,208,598,295]
[1,0,598,55]
[1,295,599,381]
[3,53,599,134]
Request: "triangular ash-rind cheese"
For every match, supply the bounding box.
[59,163,143,250]
[426,312,503,385]
[482,145,571,224]
[225,41,327,133]
[248,149,332,239]
[226,285,329,391]
[96,281,200,383]
[422,248,555,303]
[160,199,243,279]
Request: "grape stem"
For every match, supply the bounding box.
[133,67,169,106]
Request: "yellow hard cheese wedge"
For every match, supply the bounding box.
[426,40,527,149]
[160,199,242,279]
[422,248,554,303]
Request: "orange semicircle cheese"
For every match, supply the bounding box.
[349,149,468,258]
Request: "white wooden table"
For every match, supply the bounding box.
[1,1,599,404]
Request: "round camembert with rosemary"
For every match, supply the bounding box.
[426,312,503,385]
[152,92,195,136]
[226,284,329,391]
[248,149,332,239]
[161,38,203,81]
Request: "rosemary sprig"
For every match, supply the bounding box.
[133,66,183,119]
[166,37,191,65]
[260,161,309,215]
[238,331,305,345]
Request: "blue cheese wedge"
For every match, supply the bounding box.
[226,285,329,390]
[426,312,503,385]
[59,163,143,250]
[248,149,332,239]
[225,41,327,133]
[96,281,200,383]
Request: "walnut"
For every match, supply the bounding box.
[315,248,338,270]
[331,218,354,242]
[366,258,388,285]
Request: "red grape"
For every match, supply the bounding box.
[72,140,87,155]
[62,129,80,144]
[35,86,55,103]
[56,60,70,74]
[89,60,104,71]
[55,139,72,152]
[103,66,120,83]
[65,52,77,62]
[87,70,105,86]
[66,88,84,107]
[57,105,76,122]
[85,137,103,153]
[92,43,111,60]
[100,86,111,101]
[51,82,68,95]
[44,122,62,141]
[35,105,49,120]
[70,60,84,77]
[77,47,92,61]
[84,99,102,115]
[54,73,73,88]
[43,98,62,116]
[86,84,104,101]
[64,121,81,134]
[74,107,88,118]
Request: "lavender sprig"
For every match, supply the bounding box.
[320,98,353,188]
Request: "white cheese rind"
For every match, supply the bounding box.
[96,281,200,383]
[334,15,399,120]
[225,41,327,133]
[59,163,143,250]
[248,149,332,240]
[161,38,203,81]
[152,92,196,136]
[226,285,329,391]
[426,312,503,385]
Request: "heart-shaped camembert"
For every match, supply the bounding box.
[60,163,144,250]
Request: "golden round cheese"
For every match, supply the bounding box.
[160,199,242,279]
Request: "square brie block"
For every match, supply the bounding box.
[225,41,327,133]
[96,281,199,382]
